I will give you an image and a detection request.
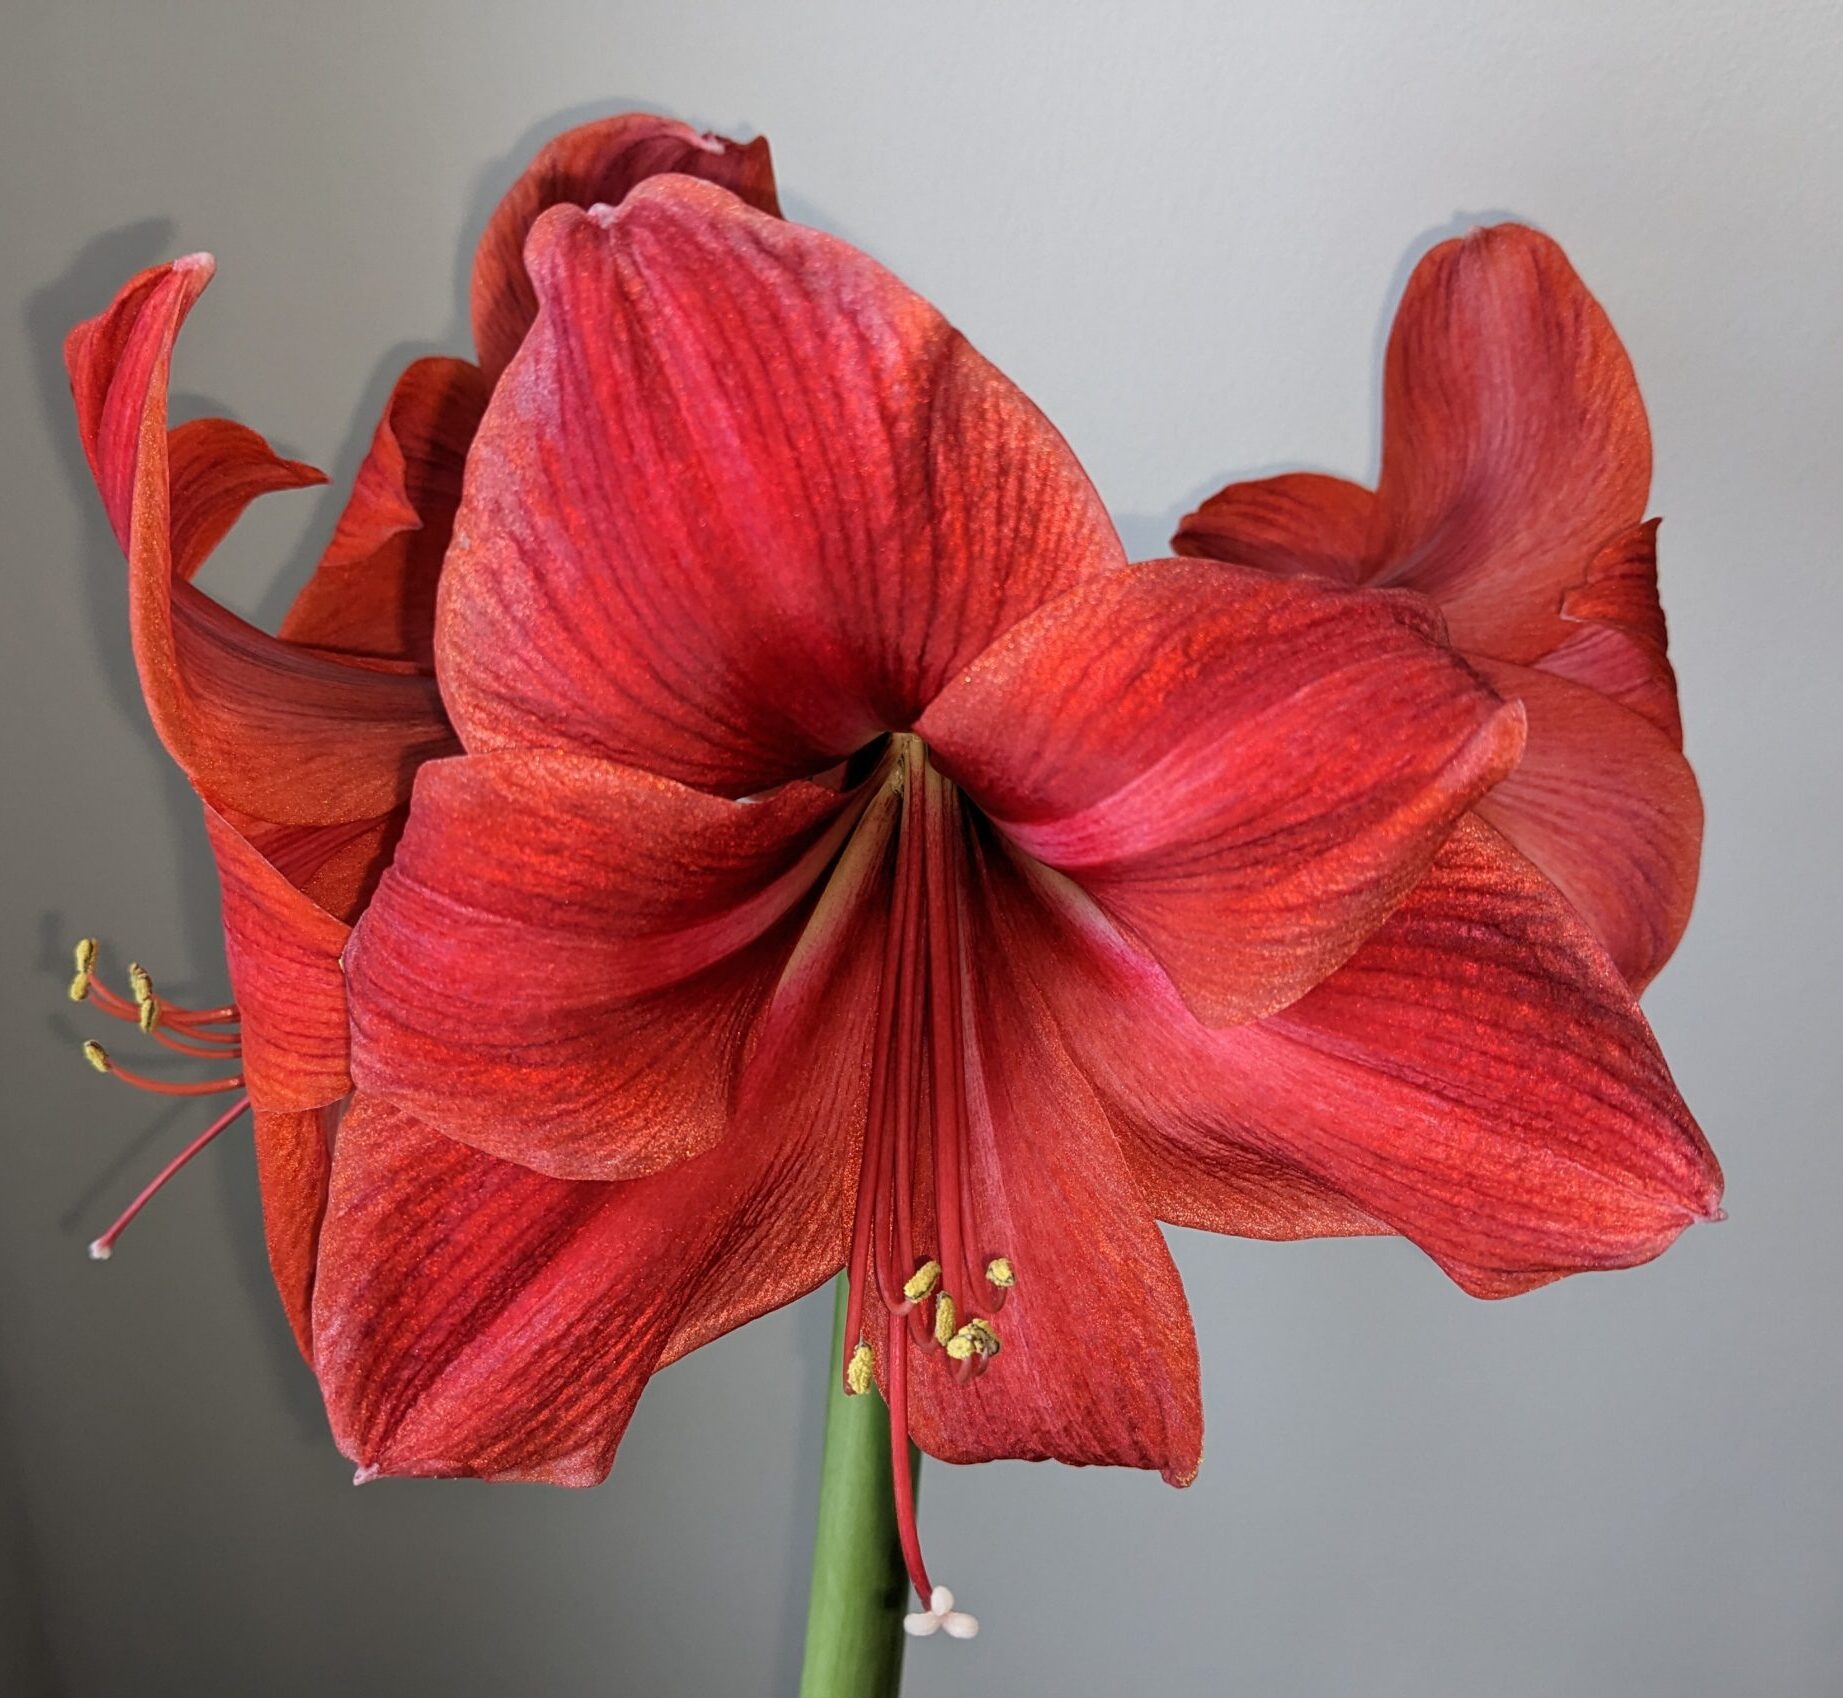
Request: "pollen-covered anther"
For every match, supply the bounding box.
[82,1040,112,1074]
[903,1259,942,1303]
[68,938,98,1002]
[984,1256,1015,1289]
[945,1317,1002,1363]
[845,1343,874,1396]
[932,1292,957,1348]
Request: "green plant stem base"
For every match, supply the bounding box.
[798,1276,921,1698]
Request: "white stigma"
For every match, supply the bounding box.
[903,1584,979,1641]
[87,1239,112,1262]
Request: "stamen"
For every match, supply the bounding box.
[932,1291,958,1347]
[903,1260,942,1302]
[69,938,98,1002]
[985,1256,1014,1288]
[845,1343,874,1396]
[87,1094,252,1260]
[80,1042,243,1097]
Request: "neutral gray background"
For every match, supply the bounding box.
[3,2,1837,1694]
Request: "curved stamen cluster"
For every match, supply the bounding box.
[837,737,1009,1634]
[67,939,249,1258]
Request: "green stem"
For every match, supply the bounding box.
[798,1276,920,1698]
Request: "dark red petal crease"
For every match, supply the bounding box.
[345,750,869,1179]
[280,356,490,665]
[920,559,1526,1025]
[470,112,783,385]
[439,177,1125,794]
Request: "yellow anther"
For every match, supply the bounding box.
[82,1041,112,1074]
[137,996,161,1034]
[933,1292,957,1348]
[68,938,98,1002]
[985,1257,1015,1289]
[128,963,154,1005]
[903,1259,942,1303]
[946,1317,1003,1364]
[845,1343,874,1396]
[964,1318,1002,1359]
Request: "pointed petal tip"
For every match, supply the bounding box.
[173,251,216,276]
[351,1463,380,1486]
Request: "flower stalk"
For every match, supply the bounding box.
[799,1276,921,1698]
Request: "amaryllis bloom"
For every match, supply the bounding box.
[1174,224,1700,991]
[64,113,782,1355]
[326,177,1721,1617]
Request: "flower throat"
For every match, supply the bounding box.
[842,734,1008,1639]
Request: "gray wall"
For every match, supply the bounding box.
[3,3,1837,1694]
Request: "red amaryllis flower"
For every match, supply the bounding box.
[1174,224,1700,991]
[63,113,783,1356]
[323,179,1721,1617]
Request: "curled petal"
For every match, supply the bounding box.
[1538,519,1682,745]
[439,177,1123,793]
[345,750,870,1178]
[202,805,351,1112]
[1369,224,1651,662]
[65,258,455,825]
[281,357,490,664]
[919,559,1525,1025]
[1470,658,1701,991]
[252,1105,336,1363]
[1015,820,1721,1293]
[470,112,782,385]
[1173,470,1376,583]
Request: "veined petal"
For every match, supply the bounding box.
[1172,470,1375,583]
[315,1039,860,1483]
[470,113,782,385]
[883,824,1202,1480]
[345,750,870,1179]
[1016,820,1720,1294]
[439,177,1124,794]
[280,357,490,664]
[1538,519,1683,745]
[1369,224,1651,662]
[919,559,1525,1025]
[65,259,456,825]
[1471,658,1701,991]
[202,805,351,1112]
[252,1105,335,1363]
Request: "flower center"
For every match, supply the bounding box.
[66,939,249,1258]
[837,736,1006,1634]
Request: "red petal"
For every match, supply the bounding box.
[252,1105,335,1362]
[886,830,1202,1479]
[279,357,489,665]
[202,805,351,1111]
[65,259,456,825]
[1369,224,1651,662]
[919,559,1525,1025]
[438,177,1123,794]
[315,880,870,1487]
[345,750,869,1178]
[1538,519,1683,745]
[1470,658,1701,991]
[1019,820,1720,1294]
[1172,470,1376,583]
[470,113,782,385]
